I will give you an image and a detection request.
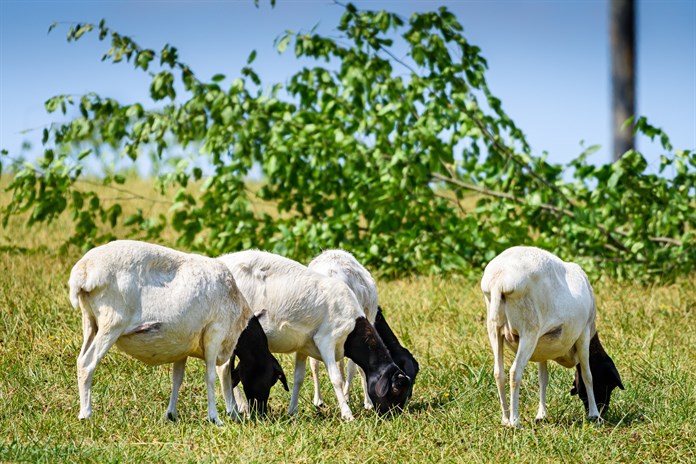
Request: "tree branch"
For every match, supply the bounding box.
[431,172,682,248]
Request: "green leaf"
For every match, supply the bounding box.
[275,33,292,53]
[607,169,623,188]
[630,242,644,253]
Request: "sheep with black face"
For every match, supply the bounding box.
[307,250,419,409]
[570,332,623,414]
[218,250,411,421]
[374,306,419,400]
[229,315,289,416]
[69,240,287,425]
[481,246,624,427]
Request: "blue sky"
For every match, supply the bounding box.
[1,0,694,171]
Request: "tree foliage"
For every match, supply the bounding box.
[1,5,694,280]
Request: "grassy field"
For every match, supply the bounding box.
[0,180,694,462]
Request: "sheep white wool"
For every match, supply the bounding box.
[69,240,250,425]
[307,249,379,410]
[481,246,602,427]
[218,250,364,420]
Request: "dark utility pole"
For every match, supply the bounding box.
[611,0,636,161]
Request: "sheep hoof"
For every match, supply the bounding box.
[535,414,547,423]
[588,415,604,425]
[166,411,177,422]
[313,400,325,408]
[208,417,224,427]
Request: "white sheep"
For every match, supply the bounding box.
[217,250,411,421]
[307,249,419,408]
[480,246,624,427]
[307,249,379,410]
[69,240,286,425]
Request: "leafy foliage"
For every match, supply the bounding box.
[1,5,694,280]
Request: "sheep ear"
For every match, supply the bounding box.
[610,363,624,390]
[231,367,241,388]
[278,372,289,391]
[273,358,289,391]
[375,374,390,398]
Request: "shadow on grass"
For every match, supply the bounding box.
[402,394,460,414]
[602,408,646,427]
[553,406,645,428]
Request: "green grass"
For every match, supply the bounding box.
[1,180,695,462]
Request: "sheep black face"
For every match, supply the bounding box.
[232,356,288,415]
[570,333,624,414]
[232,315,289,416]
[374,306,420,400]
[344,316,413,414]
[368,364,412,414]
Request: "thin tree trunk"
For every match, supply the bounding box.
[611,0,636,161]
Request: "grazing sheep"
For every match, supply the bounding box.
[69,240,286,425]
[218,250,411,421]
[480,246,624,427]
[229,315,289,416]
[307,249,419,407]
[373,306,419,400]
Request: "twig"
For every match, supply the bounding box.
[76,179,172,205]
[431,172,682,248]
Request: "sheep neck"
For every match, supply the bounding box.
[343,316,393,373]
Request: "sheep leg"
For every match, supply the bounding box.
[535,361,548,422]
[216,360,242,421]
[166,358,187,421]
[509,334,536,428]
[325,359,355,420]
[202,330,224,426]
[339,359,372,409]
[76,321,123,420]
[78,307,96,360]
[233,386,249,416]
[339,358,348,399]
[343,360,372,410]
[309,357,324,408]
[576,330,601,421]
[288,353,307,415]
[487,322,509,426]
[315,340,354,421]
[356,364,373,410]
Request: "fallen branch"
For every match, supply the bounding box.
[431,171,682,248]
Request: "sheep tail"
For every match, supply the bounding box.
[68,260,98,312]
[69,263,88,310]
